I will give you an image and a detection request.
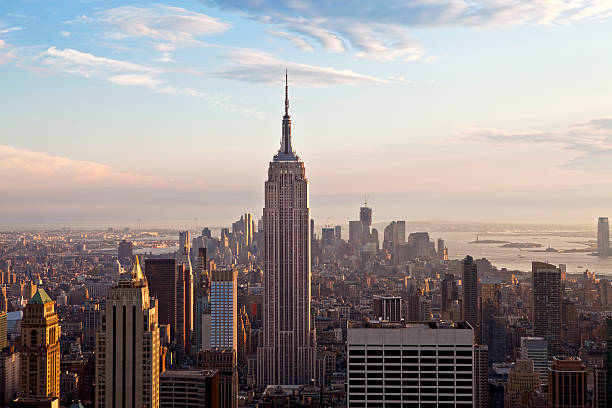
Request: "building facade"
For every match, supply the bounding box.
[462,255,478,331]
[20,289,60,399]
[257,74,316,387]
[548,356,586,408]
[346,321,474,407]
[95,258,160,408]
[159,370,219,408]
[532,262,561,358]
[597,217,609,257]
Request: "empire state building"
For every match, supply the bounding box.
[257,73,316,387]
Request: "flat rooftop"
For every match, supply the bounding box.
[348,320,472,330]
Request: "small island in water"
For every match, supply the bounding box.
[501,242,542,248]
[469,235,509,244]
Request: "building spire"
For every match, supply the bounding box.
[275,68,297,161]
[285,68,289,116]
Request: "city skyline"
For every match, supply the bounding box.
[2,1,612,226]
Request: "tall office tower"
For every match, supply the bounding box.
[0,346,20,405]
[145,259,177,338]
[594,367,606,408]
[83,302,101,351]
[521,336,549,385]
[606,317,612,405]
[95,257,160,408]
[474,345,489,408]
[504,360,541,407]
[177,231,194,344]
[347,321,474,407]
[0,312,6,350]
[20,289,60,399]
[159,370,219,408]
[598,217,610,257]
[321,228,335,246]
[244,213,254,248]
[334,225,341,241]
[441,273,458,314]
[118,240,133,261]
[176,263,193,358]
[0,287,8,313]
[198,268,238,407]
[359,204,372,234]
[372,295,402,322]
[382,221,406,251]
[210,269,237,350]
[348,220,364,247]
[462,255,478,331]
[532,262,561,358]
[194,248,210,352]
[257,74,316,387]
[548,356,586,408]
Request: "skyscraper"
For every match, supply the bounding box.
[598,217,609,257]
[95,257,160,408]
[210,269,237,350]
[548,356,586,408]
[474,345,489,408]
[199,268,238,408]
[606,317,612,405]
[462,255,478,331]
[257,73,316,387]
[20,289,60,399]
[532,262,561,358]
[144,259,177,338]
[504,360,541,407]
[521,336,549,386]
[176,231,194,358]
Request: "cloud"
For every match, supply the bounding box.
[0,145,166,190]
[211,49,388,85]
[36,47,259,116]
[267,30,314,51]
[0,39,16,64]
[203,0,612,60]
[460,116,612,173]
[96,5,230,59]
[41,46,155,77]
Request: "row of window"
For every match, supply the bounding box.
[349,349,472,356]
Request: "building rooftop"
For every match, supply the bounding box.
[348,320,472,330]
[28,288,53,305]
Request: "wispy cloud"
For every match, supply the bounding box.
[212,49,388,85]
[96,5,230,60]
[0,145,166,190]
[0,39,16,64]
[36,47,260,117]
[267,30,314,52]
[460,117,612,172]
[203,0,612,60]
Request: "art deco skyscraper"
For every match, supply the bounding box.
[95,257,160,408]
[257,73,316,387]
[20,289,60,399]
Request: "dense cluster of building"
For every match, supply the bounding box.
[0,79,611,408]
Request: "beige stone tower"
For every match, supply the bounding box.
[20,288,61,398]
[95,257,160,408]
[257,73,316,387]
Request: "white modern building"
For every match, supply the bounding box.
[347,321,474,407]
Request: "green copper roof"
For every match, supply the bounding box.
[29,288,52,305]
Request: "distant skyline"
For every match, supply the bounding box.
[1,0,612,226]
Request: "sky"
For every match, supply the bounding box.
[1,0,612,229]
